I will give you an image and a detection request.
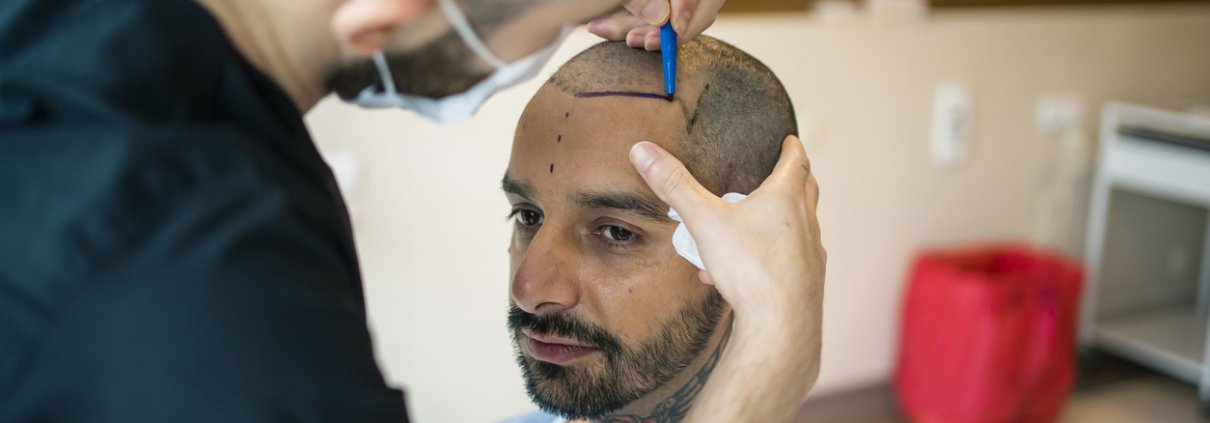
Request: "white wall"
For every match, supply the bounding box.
[304,4,1210,422]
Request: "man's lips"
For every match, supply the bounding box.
[522,329,599,365]
[522,329,594,348]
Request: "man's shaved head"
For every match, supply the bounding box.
[505,36,796,419]
[546,36,798,195]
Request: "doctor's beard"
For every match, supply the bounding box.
[326,29,491,101]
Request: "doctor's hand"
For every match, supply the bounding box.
[588,0,726,51]
[629,135,825,423]
[629,134,824,327]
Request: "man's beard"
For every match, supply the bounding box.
[507,290,726,420]
[326,29,491,101]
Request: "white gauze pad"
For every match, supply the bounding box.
[667,192,747,271]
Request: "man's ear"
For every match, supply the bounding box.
[331,0,437,53]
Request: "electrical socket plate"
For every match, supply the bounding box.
[931,82,973,169]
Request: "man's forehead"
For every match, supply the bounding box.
[505,85,687,214]
[515,87,686,154]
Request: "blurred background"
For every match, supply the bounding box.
[304,1,1210,421]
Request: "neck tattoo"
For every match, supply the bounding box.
[598,321,734,423]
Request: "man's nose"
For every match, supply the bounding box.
[511,226,581,315]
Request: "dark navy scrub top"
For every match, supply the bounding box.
[0,0,411,421]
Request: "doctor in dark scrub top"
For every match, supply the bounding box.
[0,0,825,422]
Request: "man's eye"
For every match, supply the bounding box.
[514,209,544,226]
[599,225,636,243]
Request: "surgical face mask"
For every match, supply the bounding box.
[351,0,573,123]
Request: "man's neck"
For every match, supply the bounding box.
[584,312,734,423]
[194,0,342,112]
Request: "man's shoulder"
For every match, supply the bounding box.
[0,126,395,423]
[0,122,354,387]
[0,124,282,260]
[500,410,566,423]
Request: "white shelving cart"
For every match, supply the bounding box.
[1081,102,1210,412]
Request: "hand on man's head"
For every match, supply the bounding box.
[588,0,726,51]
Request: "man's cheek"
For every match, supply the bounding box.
[589,244,670,270]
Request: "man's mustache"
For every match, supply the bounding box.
[507,306,623,356]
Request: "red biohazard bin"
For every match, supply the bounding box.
[894,244,1083,423]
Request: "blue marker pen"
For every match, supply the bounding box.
[661,22,676,99]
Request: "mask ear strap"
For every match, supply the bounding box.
[372,51,398,94]
[438,0,508,69]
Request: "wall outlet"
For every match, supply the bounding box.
[931,82,973,169]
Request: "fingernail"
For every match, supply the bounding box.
[626,31,642,47]
[630,142,660,171]
[675,10,692,36]
[641,1,670,26]
[645,33,660,51]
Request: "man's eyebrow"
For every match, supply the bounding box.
[501,174,534,199]
[573,191,673,223]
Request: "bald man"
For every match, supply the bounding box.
[501,36,806,423]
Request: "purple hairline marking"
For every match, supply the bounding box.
[575,91,673,102]
[549,163,554,173]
